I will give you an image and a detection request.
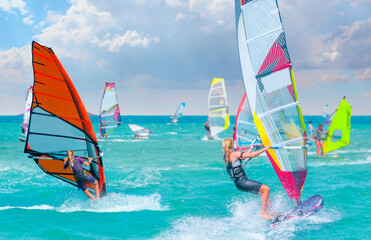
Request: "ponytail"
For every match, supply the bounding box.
[222,138,233,166]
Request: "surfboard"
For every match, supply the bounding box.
[271,195,324,228]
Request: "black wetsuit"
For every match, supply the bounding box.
[205,125,211,135]
[225,153,263,195]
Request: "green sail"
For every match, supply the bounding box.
[323,97,352,154]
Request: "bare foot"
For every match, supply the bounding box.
[261,211,273,220]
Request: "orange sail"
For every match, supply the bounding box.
[24,41,106,196]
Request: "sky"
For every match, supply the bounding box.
[0,0,370,116]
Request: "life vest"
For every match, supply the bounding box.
[224,153,246,182]
[72,159,90,182]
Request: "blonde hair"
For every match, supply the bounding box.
[222,138,233,165]
[67,150,75,170]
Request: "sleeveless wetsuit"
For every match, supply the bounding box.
[64,157,96,191]
[225,152,263,195]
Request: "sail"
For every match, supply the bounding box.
[128,124,152,138]
[20,86,33,138]
[233,93,260,150]
[99,82,122,139]
[24,41,106,196]
[323,97,352,154]
[208,78,230,137]
[171,102,186,124]
[235,0,308,205]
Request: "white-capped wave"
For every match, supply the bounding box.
[0,193,169,213]
[157,195,339,240]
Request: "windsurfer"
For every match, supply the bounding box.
[63,150,100,200]
[205,121,211,135]
[309,121,315,140]
[315,124,327,156]
[222,138,274,219]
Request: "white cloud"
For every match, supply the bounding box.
[91,31,159,52]
[321,73,350,82]
[0,0,27,14]
[0,45,32,84]
[175,13,186,21]
[363,91,371,97]
[34,0,158,58]
[0,0,34,25]
[354,68,371,81]
[310,18,371,69]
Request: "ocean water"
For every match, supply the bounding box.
[0,115,370,239]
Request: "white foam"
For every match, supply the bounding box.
[0,193,169,213]
[157,195,340,239]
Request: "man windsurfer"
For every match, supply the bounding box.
[222,138,274,219]
[63,150,100,200]
[205,121,211,135]
[315,124,327,156]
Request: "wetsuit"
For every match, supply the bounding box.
[205,125,211,135]
[64,157,96,191]
[225,153,262,194]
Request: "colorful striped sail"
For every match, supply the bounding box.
[99,82,122,139]
[171,102,186,124]
[208,78,230,137]
[24,41,106,196]
[235,0,307,205]
[233,93,259,150]
[323,97,352,154]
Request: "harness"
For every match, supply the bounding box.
[225,152,246,182]
[72,159,89,182]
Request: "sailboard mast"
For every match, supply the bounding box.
[235,0,308,205]
[207,78,230,137]
[24,41,106,196]
[99,82,122,139]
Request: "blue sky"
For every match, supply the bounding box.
[0,0,370,115]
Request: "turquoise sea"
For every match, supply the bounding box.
[0,115,370,239]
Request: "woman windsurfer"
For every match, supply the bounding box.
[315,124,327,156]
[222,138,274,219]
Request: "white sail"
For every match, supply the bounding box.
[235,0,308,205]
[208,78,230,137]
[19,86,33,142]
[171,102,186,124]
[128,124,152,138]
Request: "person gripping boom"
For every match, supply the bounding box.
[222,138,274,219]
[64,150,100,200]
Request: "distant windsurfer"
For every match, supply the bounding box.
[64,150,100,200]
[315,124,327,156]
[309,121,315,140]
[222,138,274,219]
[205,121,211,135]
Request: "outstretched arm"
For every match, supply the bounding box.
[83,158,93,166]
[241,146,270,159]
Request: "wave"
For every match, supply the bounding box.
[156,195,339,240]
[0,193,169,213]
[309,157,371,167]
